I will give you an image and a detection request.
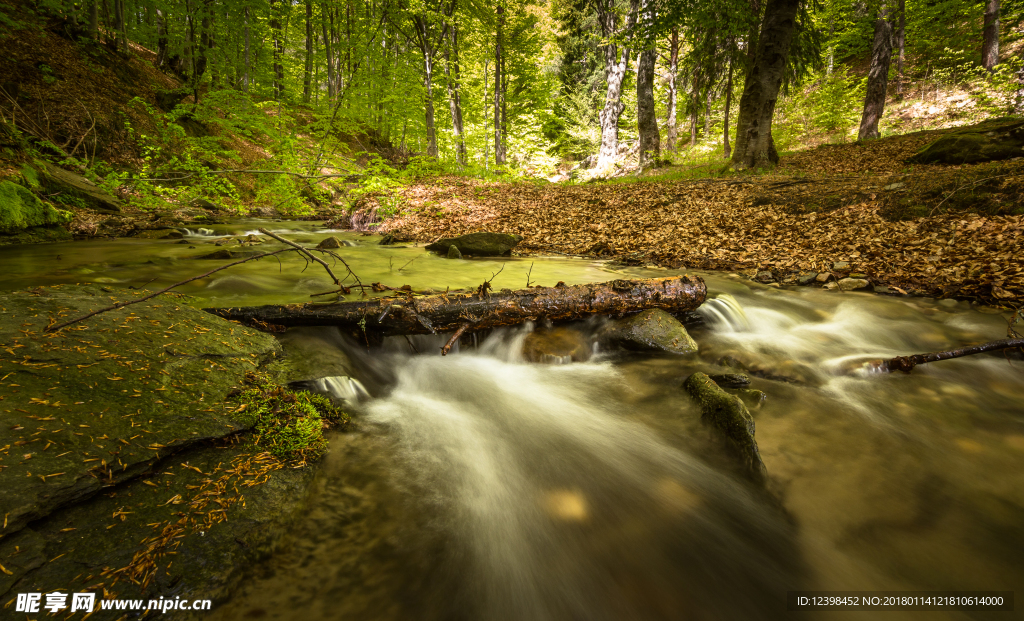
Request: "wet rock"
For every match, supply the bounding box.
[909,117,1024,165]
[447,244,463,259]
[708,373,750,388]
[873,285,892,294]
[838,278,870,291]
[683,372,767,484]
[601,309,698,354]
[195,248,261,260]
[163,230,184,239]
[522,328,591,363]
[815,272,833,283]
[316,235,342,249]
[709,347,823,386]
[797,272,818,286]
[832,261,850,270]
[823,281,839,290]
[0,284,281,538]
[426,232,523,256]
[379,233,396,245]
[191,197,223,211]
[733,388,767,410]
[755,270,775,283]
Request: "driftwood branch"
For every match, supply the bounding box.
[44,249,295,332]
[203,276,708,337]
[440,323,471,356]
[258,228,341,285]
[869,338,1024,373]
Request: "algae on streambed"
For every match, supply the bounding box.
[0,284,344,617]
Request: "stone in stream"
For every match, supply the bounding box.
[522,328,591,363]
[733,388,768,410]
[195,248,262,260]
[426,232,523,256]
[797,272,818,286]
[600,308,698,354]
[447,244,463,259]
[838,278,871,291]
[317,235,342,249]
[708,373,750,388]
[684,372,767,485]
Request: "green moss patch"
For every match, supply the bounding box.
[0,179,71,233]
[233,372,349,464]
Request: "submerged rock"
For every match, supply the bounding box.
[447,244,463,259]
[684,372,767,484]
[522,328,591,363]
[708,373,750,388]
[317,235,342,249]
[195,248,262,260]
[426,232,523,256]
[601,309,698,354]
[733,388,768,410]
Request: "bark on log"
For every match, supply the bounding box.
[203,276,706,336]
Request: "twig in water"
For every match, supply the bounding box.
[526,262,535,288]
[258,228,341,286]
[867,338,1024,373]
[441,323,471,356]
[398,256,418,272]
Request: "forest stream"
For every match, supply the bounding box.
[2,221,1022,620]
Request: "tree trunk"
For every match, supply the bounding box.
[983,0,1000,70]
[243,6,251,92]
[636,0,659,167]
[423,50,439,157]
[270,0,284,101]
[723,56,733,158]
[321,4,334,99]
[895,0,905,95]
[445,25,467,166]
[666,28,679,152]
[303,0,313,103]
[155,8,167,67]
[494,6,506,165]
[203,276,708,336]
[730,0,800,170]
[596,0,638,168]
[857,2,893,141]
[90,0,99,39]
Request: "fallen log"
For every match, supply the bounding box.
[203,275,707,336]
[867,337,1024,373]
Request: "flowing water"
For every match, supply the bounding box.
[2,222,1023,620]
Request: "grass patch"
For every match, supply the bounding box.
[232,372,349,464]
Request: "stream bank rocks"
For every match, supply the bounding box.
[0,285,322,612]
[425,232,523,256]
[684,372,767,485]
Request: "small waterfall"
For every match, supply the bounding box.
[179,227,216,237]
[312,375,371,403]
[698,293,751,332]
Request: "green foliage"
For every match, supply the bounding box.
[233,372,348,464]
[809,68,864,133]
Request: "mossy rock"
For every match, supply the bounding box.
[684,372,767,484]
[0,179,72,234]
[426,232,523,256]
[0,285,281,539]
[601,308,699,354]
[35,160,123,213]
[909,117,1024,165]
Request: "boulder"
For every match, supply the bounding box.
[522,328,591,363]
[0,180,72,234]
[708,373,750,388]
[601,308,698,354]
[35,161,122,213]
[426,232,523,256]
[195,249,262,260]
[683,372,767,484]
[316,235,342,249]
[447,244,462,259]
[909,117,1024,165]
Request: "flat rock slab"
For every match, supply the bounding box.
[0,442,316,612]
[37,161,122,213]
[425,232,523,256]
[0,285,281,538]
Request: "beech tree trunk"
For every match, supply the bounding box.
[983,0,1000,70]
[723,57,733,158]
[270,0,284,100]
[636,0,659,168]
[494,6,506,165]
[204,276,707,336]
[895,0,905,95]
[303,0,313,103]
[730,0,800,169]
[446,25,467,166]
[666,28,680,152]
[596,0,639,168]
[857,2,893,141]
[243,6,251,91]
[321,4,334,99]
